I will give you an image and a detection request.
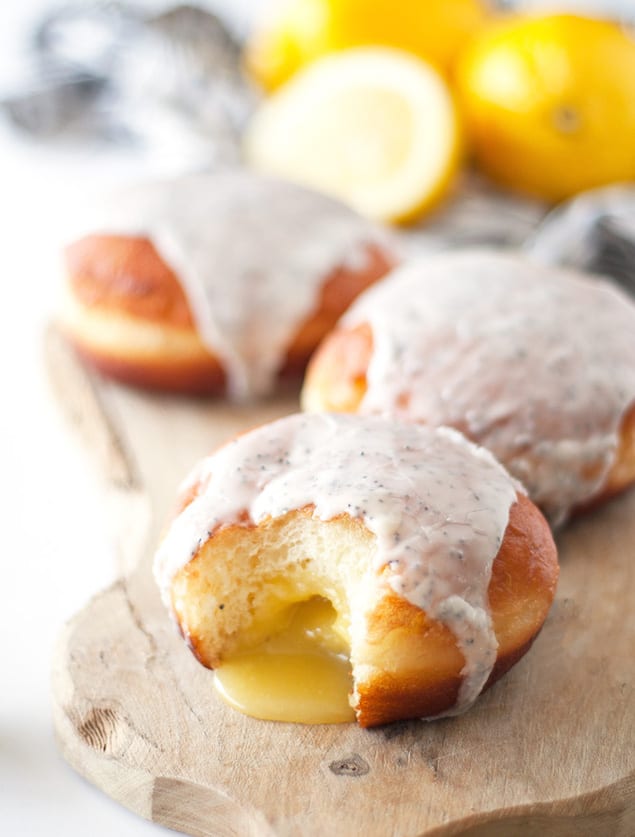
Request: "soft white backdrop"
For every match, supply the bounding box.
[0,1,631,835]
[0,3,266,836]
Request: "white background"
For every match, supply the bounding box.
[0,1,631,836]
[0,3,265,836]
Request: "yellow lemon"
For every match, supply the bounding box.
[244,47,462,224]
[246,0,489,92]
[456,14,635,202]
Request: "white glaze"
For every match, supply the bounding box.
[154,413,521,714]
[85,170,391,400]
[342,249,635,525]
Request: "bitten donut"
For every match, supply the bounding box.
[302,250,635,525]
[59,171,396,400]
[154,413,558,728]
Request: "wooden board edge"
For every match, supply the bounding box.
[42,323,140,491]
[51,593,157,825]
[51,581,394,837]
[425,775,635,837]
[50,581,277,837]
[43,323,153,576]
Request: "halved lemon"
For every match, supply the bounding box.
[244,47,462,224]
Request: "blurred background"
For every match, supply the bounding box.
[1,1,633,835]
[2,0,634,267]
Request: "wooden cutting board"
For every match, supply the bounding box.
[48,327,635,837]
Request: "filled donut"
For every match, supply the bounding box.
[302,250,635,525]
[154,413,558,728]
[59,171,396,400]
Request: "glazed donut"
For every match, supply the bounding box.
[302,250,635,525]
[59,171,397,400]
[154,413,558,728]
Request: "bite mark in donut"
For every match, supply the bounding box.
[156,413,558,727]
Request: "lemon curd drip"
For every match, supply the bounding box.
[213,597,355,724]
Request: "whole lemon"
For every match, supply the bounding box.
[246,0,488,91]
[456,14,635,202]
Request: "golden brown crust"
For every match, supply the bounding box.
[168,492,558,727]
[61,235,396,395]
[287,249,394,359]
[354,494,558,726]
[302,323,635,513]
[66,235,195,327]
[302,322,373,412]
[70,339,227,395]
[589,402,635,503]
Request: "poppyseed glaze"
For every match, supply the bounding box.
[154,413,521,715]
[342,249,635,525]
[83,171,390,401]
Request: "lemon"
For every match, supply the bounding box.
[244,48,462,224]
[456,14,635,202]
[245,0,489,92]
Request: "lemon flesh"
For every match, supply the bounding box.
[244,47,461,224]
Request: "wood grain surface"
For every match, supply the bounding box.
[48,327,635,837]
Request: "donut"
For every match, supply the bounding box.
[59,171,397,400]
[154,413,558,728]
[302,250,635,525]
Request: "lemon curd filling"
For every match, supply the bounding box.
[213,597,355,724]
